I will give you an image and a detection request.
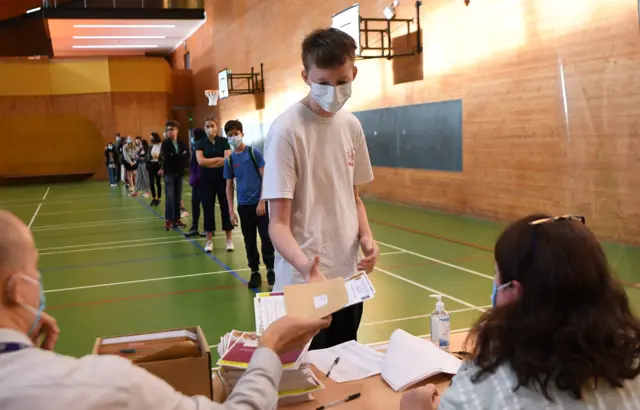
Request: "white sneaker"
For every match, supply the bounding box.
[181,210,189,218]
[226,240,234,252]
[204,241,213,253]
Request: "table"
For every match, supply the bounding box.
[213,332,469,409]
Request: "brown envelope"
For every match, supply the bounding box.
[283,278,349,320]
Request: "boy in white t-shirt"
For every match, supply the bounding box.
[262,28,380,349]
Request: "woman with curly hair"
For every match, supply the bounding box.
[401,214,640,409]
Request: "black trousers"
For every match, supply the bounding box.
[148,162,162,199]
[200,176,233,233]
[191,184,203,229]
[309,303,364,350]
[238,203,274,272]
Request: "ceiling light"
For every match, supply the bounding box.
[72,45,159,49]
[73,24,176,28]
[27,7,41,14]
[73,36,167,39]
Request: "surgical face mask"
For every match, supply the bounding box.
[107,145,113,150]
[126,138,132,144]
[15,274,45,336]
[310,82,352,113]
[228,135,242,149]
[490,281,512,308]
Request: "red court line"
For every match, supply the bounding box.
[381,254,492,271]
[48,283,248,310]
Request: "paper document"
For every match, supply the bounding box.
[254,293,286,335]
[344,272,376,305]
[101,330,197,346]
[307,340,385,383]
[381,329,461,392]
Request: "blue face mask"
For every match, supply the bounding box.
[17,274,45,336]
[491,281,511,308]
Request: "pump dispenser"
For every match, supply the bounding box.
[429,294,450,351]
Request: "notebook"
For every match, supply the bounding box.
[381,329,462,392]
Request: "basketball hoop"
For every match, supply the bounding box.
[205,89,219,106]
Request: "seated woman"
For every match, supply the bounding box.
[402,214,640,410]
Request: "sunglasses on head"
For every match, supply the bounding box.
[529,215,586,226]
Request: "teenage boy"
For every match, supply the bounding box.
[223,120,275,289]
[262,28,380,350]
[160,120,189,231]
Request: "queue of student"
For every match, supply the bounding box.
[1,27,639,410]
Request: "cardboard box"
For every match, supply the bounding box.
[93,326,213,399]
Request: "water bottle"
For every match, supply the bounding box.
[429,294,450,351]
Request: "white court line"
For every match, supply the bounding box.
[44,268,251,294]
[378,251,406,257]
[374,266,487,313]
[375,240,494,281]
[0,192,116,206]
[361,305,491,327]
[27,203,43,229]
[42,187,50,200]
[39,205,144,216]
[31,217,158,232]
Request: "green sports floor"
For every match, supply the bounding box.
[1,181,639,358]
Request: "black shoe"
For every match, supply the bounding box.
[248,272,262,289]
[185,227,199,237]
[267,270,275,287]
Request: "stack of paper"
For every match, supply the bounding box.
[216,330,324,405]
[307,340,385,383]
[254,272,376,335]
[381,329,462,392]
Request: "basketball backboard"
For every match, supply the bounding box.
[218,69,229,99]
[332,3,361,56]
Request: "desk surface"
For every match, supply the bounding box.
[281,332,468,409]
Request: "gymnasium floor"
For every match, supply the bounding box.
[1,181,639,358]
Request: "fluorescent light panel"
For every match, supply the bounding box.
[72,45,159,49]
[73,36,167,39]
[27,7,41,13]
[74,24,175,28]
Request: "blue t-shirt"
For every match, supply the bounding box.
[223,146,265,206]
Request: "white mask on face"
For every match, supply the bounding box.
[310,82,352,113]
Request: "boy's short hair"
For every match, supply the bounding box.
[224,119,243,135]
[301,28,357,72]
[165,120,180,129]
[203,116,217,125]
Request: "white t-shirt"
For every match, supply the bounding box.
[262,102,374,291]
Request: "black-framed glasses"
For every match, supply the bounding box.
[529,215,586,226]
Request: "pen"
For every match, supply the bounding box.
[326,356,340,378]
[316,393,361,410]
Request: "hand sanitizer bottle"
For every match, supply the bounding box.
[430,294,450,351]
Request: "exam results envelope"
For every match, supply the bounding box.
[284,278,349,320]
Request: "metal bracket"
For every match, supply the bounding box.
[359,0,422,60]
[227,63,265,96]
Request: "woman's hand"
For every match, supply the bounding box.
[256,200,266,216]
[260,315,331,355]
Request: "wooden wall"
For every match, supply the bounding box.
[171,0,640,244]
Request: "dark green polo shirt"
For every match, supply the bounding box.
[195,136,230,180]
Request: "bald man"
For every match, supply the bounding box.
[0,209,331,410]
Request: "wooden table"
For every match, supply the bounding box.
[214,332,468,409]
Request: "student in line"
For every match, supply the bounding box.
[122,136,137,194]
[262,28,380,350]
[0,209,330,410]
[133,137,151,198]
[195,117,235,253]
[114,133,122,184]
[401,214,640,410]
[148,132,163,206]
[104,142,119,187]
[186,128,205,237]
[224,120,275,289]
[160,120,189,231]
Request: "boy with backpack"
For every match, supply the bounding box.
[223,120,275,289]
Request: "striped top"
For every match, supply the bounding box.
[440,361,640,409]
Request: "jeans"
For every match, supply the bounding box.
[164,173,183,222]
[107,166,117,185]
[190,184,203,229]
[238,203,274,272]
